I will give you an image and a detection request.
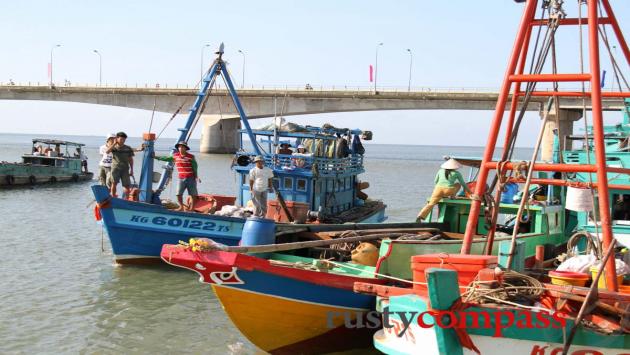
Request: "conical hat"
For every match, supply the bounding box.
[441,158,462,170]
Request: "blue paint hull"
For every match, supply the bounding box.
[93,185,387,264]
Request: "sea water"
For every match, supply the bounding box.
[0,133,531,354]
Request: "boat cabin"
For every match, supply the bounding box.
[232,124,371,217]
[23,139,86,170]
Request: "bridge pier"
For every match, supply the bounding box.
[540,108,582,162]
[199,115,241,154]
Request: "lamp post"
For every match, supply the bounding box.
[93,49,102,86]
[406,48,413,92]
[374,42,383,92]
[238,49,245,88]
[50,44,61,86]
[200,43,211,84]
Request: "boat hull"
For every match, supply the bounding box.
[161,246,384,354]
[375,294,630,355]
[0,172,93,187]
[93,185,387,264]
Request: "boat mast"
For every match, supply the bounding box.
[150,43,262,201]
[461,0,630,292]
[460,0,539,254]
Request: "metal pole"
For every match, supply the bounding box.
[611,45,617,91]
[93,50,102,86]
[406,49,412,92]
[50,44,61,86]
[238,49,245,89]
[461,0,539,254]
[587,0,617,292]
[200,44,210,84]
[374,42,383,92]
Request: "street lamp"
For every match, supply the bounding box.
[406,49,413,92]
[200,43,211,84]
[50,44,61,86]
[93,49,102,86]
[374,42,383,92]
[238,49,245,89]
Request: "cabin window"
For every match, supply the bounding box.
[612,194,630,222]
[296,178,307,192]
[283,177,293,190]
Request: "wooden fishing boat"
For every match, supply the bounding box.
[93,45,385,264]
[352,0,630,353]
[0,138,92,187]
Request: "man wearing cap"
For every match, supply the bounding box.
[154,141,199,211]
[107,132,138,197]
[416,158,472,222]
[98,134,116,187]
[248,156,274,217]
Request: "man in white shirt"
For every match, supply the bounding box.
[98,134,115,187]
[248,155,274,217]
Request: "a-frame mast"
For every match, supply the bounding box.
[461,0,630,292]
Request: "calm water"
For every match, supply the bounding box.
[0,133,531,354]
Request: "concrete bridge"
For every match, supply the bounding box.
[0,84,625,155]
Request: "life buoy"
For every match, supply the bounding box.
[72,173,79,182]
[50,176,57,183]
[5,175,15,185]
[28,175,36,185]
[94,205,102,221]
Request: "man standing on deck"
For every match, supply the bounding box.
[154,141,199,211]
[248,156,274,217]
[107,132,137,198]
[98,134,116,187]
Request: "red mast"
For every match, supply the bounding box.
[461,0,630,292]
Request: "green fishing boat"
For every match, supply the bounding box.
[0,138,93,187]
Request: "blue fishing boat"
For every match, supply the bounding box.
[93,45,386,264]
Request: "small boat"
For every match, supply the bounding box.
[93,45,386,264]
[160,222,441,355]
[0,138,93,187]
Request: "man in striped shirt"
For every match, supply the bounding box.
[155,141,199,211]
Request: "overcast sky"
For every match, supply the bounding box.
[0,1,628,146]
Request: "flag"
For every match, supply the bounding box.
[369,65,374,82]
[48,63,52,79]
[601,70,607,88]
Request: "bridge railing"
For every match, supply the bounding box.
[1,81,609,94]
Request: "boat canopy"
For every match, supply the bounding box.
[32,139,86,147]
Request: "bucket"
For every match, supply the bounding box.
[566,186,594,212]
[152,171,161,183]
[548,270,590,287]
[500,182,519,204]
[241,217,276,258]
[590,266,624,288]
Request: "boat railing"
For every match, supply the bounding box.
[263,154,364,176]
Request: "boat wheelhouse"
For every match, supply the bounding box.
[232,125,382,222]
[0,138,92,186]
